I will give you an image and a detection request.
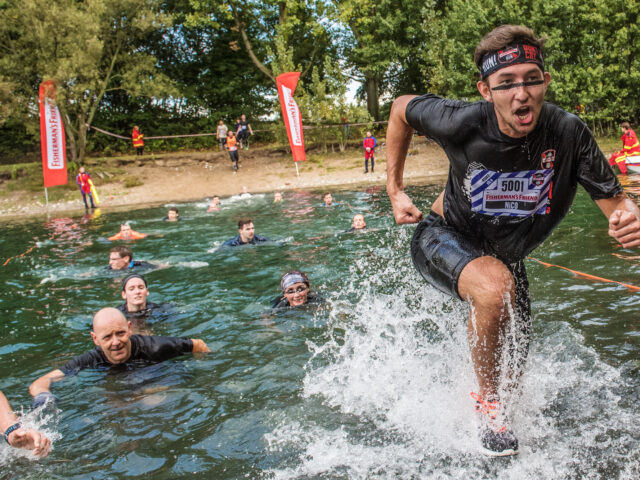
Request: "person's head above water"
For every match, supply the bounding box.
[280,271,310,307]
[90,308,133,365]
[323,192,333,205]
[474,25,550,139]
[109,246,133,270]
[238,218,255,243]
[352,214,366,230]
[167,207,179,221]
[274,192,283,202]
[121,274,149,312]
[119,222,133,237]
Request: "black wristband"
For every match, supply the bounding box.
[4,422,21,444]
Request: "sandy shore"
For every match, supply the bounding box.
[0,137,449,220]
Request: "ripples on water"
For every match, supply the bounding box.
[0,185,639,479]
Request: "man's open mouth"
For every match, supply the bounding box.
[515,106,532,124]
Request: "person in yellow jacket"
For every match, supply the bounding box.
[132,126,144,156]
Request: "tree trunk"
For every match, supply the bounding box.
[365,75,380,121]
[76,114,87,163]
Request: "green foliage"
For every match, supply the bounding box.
[124,176,144,188]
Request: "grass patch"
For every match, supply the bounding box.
[124,176,144,188]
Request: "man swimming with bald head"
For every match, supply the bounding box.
[29,308,210,408]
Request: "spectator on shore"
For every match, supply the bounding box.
[216,120,228,151]
[76,167,96,209]
[236,114,253,149]
[225,131,239,173]
[132,126,144,156]
[363,131,377,173]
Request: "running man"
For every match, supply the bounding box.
[363,131,377,173]
[1,390,51,457]
[28,308,210,406]
[76,167,96,209]
[131,126,144,155]
[222,219,270,246]
[386,25,640,456]
[225,131,239,172]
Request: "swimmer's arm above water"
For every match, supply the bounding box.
[386,95,424,225]
[0,391,51,457]
[596,193,640,248]
[29,369,65,398]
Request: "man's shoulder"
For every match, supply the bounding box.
[222,235,242,246]
[253,235,270,243]
[541,102,587,135]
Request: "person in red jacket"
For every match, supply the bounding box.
[76,166,96,209]
[609,122,640,174]
[132,126,144,156]
[363,131,377,173]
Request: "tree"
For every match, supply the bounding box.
[0,0,175,162]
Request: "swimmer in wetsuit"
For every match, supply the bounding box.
[106,246,154,270]
[108,222,147,241]
[222,218,270,246]
[117,274,171,322]
[163,207,180,221]
[270,271,323,309]
[28,308,210,408]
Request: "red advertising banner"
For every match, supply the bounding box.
[276,72,306,162]
[39,81,67,188]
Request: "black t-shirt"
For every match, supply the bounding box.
[270,292,324,309]
[406,95,622,264]
[60,335,193,376]
[105,260,154,270]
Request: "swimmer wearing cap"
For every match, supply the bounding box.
[270,271,324,309]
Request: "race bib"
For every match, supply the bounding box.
[470,169,553,217]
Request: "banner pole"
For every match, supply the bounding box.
[295,162,299,177]
[45,187,49,208]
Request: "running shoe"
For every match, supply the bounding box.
[471,391,519,456]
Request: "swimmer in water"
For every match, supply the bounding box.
[222,218,270,246]
[28,308,210,408]
[207,195,221,212]
[239,186,252,198]
[273,192,283,203]
[346,214,367,232]
[1,390,51,457]
[107,246,154,270]
[270,271,323,309]
[322,192,334,206]
[163,207,180,221]
[117,274,171,322]
[108,222,147,241]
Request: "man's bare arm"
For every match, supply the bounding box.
[29,369,65,397]
[596,193,640,248]
[386,95,424,224]
[191,339,211,353]
[0,391,51,457]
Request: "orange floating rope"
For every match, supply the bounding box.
[528,256,640,292]
[3,245,37,266]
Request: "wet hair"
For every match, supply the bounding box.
[169,207,179,214]
[474,25,546,72]
[238,218,253,229]
[122,273,147,291]
[323,192,332,198]
[281,271,310,291]
[620,121,631,130]
[110,246,133,261]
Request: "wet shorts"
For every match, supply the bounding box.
[410,211,530,322]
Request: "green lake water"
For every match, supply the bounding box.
[0,183,639,479]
